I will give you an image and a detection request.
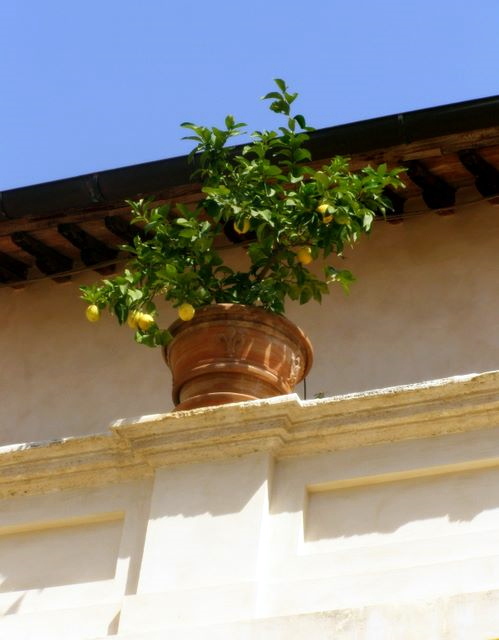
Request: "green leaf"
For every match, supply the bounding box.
[163,264,177,278]
[294,148,311,163]
[299,288,312,304]
[179,229,196,238]
[262,92,282,100]
[127,289,143,303]
[202,185,230,196]
[114,303,128,325]
[154,330,172,346]
[274,78,287,92]
[362,212,374,231]
[175,218,192,227]
[176,203,194,217]
[134,331,156,347]
[287,284,300,300]
[294,114,306,129]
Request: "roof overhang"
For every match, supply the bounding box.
[1,95,498,286]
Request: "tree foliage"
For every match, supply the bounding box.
[81,80,405,346]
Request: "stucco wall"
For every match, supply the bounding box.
[2,197,499,445]
[1,377,499,639]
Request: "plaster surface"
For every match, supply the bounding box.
[1,375,499,638]
[2,194,499,636]
[1,199,499,445]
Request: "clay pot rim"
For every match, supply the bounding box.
[164,303,313,377]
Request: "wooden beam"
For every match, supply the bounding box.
[58,223,118,267]
[458,149,499,198]
[406,160,456,211]
[0,251,29,283]
[11,232,73,275]
[104,215,144,245]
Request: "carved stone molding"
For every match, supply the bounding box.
[1,370,499,499]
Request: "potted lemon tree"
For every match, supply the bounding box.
[81,80,404,410]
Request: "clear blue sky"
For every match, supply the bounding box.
[1,0,498,191]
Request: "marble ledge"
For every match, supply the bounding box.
[1,370,499,499]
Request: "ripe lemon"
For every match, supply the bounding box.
[178,303,195,321]
[137,313,155,331]
[234,218,250,235]
[85,304,100,323]
[316,203,333,224]
[297,246,313,265]
[127,310,141,329]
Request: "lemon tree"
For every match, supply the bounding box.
[81,80,404,347]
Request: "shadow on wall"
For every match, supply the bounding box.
[305,466,499,542]
[0,517,123,593]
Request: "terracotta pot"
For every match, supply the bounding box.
[164,304,313,411]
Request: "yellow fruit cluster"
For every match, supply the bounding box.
[127,311,155,331]
[87,304,197,326]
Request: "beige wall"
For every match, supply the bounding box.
[1,378,499,639]
[0,479,152,639]
[2,197,499,445]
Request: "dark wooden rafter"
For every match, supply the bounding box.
[58,223,117,273]
[11,232,73,276]
[104,215,145,245]
[0,251,29,283]
[406,160,456,211]
[458,149,499,198]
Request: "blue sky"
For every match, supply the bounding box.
[1,0,498,191]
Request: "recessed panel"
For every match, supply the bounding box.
[306,466,499,552]
[0,515,123,592]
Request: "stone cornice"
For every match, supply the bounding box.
[2,371,499,498]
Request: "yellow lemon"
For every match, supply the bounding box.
[234,218,250,235]
[178,303,195,321]
[85,304,100,323]
[137,313,155,331]
[297,246,313,265]
[317,203,333,224]
[127,310,141,329]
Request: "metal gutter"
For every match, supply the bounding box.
[2,94,498,220]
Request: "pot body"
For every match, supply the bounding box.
[164,304,313,411]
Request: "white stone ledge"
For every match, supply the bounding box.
[1,370,499,499]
